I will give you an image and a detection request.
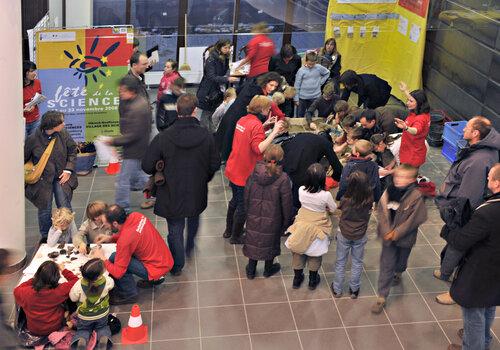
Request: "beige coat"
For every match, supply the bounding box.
[286,208,332,254]
[376,185,427,248]
[73,219,113,247]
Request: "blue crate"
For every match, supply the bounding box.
[442,138,468,163]
[443,121,467,146]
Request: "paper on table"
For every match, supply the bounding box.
[148,50,159,66]
[25,92,47,109]
[230,59,250,76]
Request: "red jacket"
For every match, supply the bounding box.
[23,79,42,123]
[105,212,173,280]
[246,34,275,78]
[264,102,285,131]
[225,114,265,186]
[14,269,78,336]
[399,112,430,167]
[156,71,181,100]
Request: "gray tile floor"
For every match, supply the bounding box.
[3,146,500,350]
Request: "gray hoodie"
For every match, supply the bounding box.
[440,128,500,209]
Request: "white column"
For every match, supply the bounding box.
[0,0,26,269]
[49,0,63,27]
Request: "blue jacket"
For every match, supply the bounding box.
[294,64,330,101]
[336,157,381,202]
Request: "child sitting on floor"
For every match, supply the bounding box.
[47,207,77,247]
[14,261,78,336]
[286,163,336,290]
[73,201,113,254]
[69,258,114,349]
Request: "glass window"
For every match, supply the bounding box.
[93,0,127,25]
[130,0,180,71]
[290,0,329,53]
[187,0,235,49]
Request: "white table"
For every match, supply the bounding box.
[20,244,116,284]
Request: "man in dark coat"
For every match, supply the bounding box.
[127,51,149,101]
[110,75,153,212]
[24,111,78,238]
[142,93,221,275]
[215,71,282,161]
[447,163,500,350]
[278,127,343,209]
[340,70,392,109]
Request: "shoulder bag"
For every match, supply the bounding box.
[24,138,56,184]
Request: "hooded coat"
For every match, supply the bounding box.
[243,161,293,261]
[142,117,221,219]
[196,49,230,111]
[439,128,500,209]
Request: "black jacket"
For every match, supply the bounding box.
[24,128,78,209]
[268,54,302,86]
[215,78,263,160]
[142,117,221,219]
[113,95,151,160]
[305,95,340,126]
[197,50,230,111]
[126,70,149,102]
[156,93,178,131]
[336,157,382,202]
[449,193,500,308]
[341,74,391,109]
[281,133,343,186]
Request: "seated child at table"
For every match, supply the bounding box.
[47,208,77,247]
[69,258,114,349]
[14,261,78,336]
[73,201,113,254]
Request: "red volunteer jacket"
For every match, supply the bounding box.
[156,71,181,101]
[246,34,275,78]
[14,269,78,336]
[225,114,265,186]
[399,112,430,167]
[105,212,174,280]
[23,79,42,123]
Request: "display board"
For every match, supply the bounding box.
[36,27,134,141]
[325,0,429,101]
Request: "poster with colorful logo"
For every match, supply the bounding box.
[37,27,133,141]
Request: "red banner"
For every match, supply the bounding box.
[398,0,429,18]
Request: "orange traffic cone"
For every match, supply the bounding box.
[122,304,148,344]
[105,154,120,175]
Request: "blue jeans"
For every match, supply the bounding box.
[25,118,41,138]
[333,233,368,293]
[108,252,148,298]
[229,182,245,222]
[115,159,148,211]
[440,245,464,279]
[296,98,315,118]
[167,216,200,273]
[38,180,73,238]
[462,306,496,350]
[71,315,111,345]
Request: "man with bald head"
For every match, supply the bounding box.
[435,116,500,305]
[447,163,500,350]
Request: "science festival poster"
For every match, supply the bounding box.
[36,27,133,141]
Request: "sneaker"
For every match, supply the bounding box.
[349,287,359,299]
[292,273,304,289]
[97,336,110,349]
[245,264,256,280]
[222,230,231,238]
[433,269,451,282]
[447,344,462,350]
[170,269,182,277]
[457,328,463,339]
[371,297,386,314]
[263,263,281,278]
[330,283,342,298]
[435,292,456,305]
[137,276,165,289]
[140,200,155,209]
[109,293,138,306]
[392,272,402,285]
[308,273,321,290]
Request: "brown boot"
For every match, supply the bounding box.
[435,291,456,305]
[371,297,386,314]
[223,203,236,238]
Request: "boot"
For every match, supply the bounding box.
[293,269,304,289]
[263,260,281,278]
[229,217,245,244]
[223,203,236,238]
[308,271,321,290]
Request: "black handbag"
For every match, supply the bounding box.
[205,88,223,108]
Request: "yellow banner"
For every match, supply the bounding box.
[326,0,429,101]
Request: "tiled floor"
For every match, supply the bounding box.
[3,146,500,350]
